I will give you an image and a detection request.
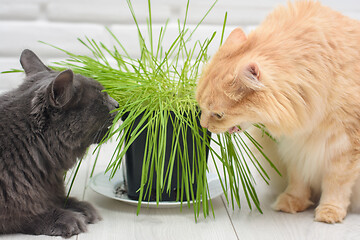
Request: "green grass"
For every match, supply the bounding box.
[4,0,279,220]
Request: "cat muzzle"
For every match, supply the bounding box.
[228,126,241,134]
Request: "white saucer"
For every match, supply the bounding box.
[89,170,223,208]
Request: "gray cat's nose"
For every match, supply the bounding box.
[108,95,119,109]
[112,98,119,109]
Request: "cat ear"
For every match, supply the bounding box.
[242,62,263,89]
[223,28,247,46]
[49,69,74,108]
[20,49,51,75]
[224,62,263,100]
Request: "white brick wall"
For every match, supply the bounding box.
[1,0,360,93]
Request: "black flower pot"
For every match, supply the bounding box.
[122,111,211,202]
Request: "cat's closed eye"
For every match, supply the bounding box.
[212,112,224,120]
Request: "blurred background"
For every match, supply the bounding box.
[1,0,360,93]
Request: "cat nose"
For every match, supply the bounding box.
[114,101,119,109]
[108,95,119,109]
[200,116,208,129]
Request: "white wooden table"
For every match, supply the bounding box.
[4,142,360,240]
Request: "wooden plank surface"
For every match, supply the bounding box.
[79,188,237,240]
[226,175,360,240]
[2,140,360,240]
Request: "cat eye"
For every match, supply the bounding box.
[212,112,224,120]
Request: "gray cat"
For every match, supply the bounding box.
[0,49,118,238]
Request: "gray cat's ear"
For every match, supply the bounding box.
[20,49,51,75]
[49,69,74,107]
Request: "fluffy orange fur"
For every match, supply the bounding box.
[196,1,360,223]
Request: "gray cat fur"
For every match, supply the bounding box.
[0,49,119,238]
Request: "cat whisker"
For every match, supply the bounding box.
[92,118,113,144]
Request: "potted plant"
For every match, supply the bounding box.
[41,0,279,219]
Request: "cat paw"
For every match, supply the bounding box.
[66,198,102,224]
[272,192,313,213]
[51,211,88,238]
[315,204,346,224]
[76,201,102,224]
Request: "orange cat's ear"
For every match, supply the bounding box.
[224,62,263,101]
[242,62,263,90]
[224,28,247,46]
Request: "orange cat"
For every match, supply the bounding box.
[196,1,360,223]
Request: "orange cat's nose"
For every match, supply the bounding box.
[200,116,208,129]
